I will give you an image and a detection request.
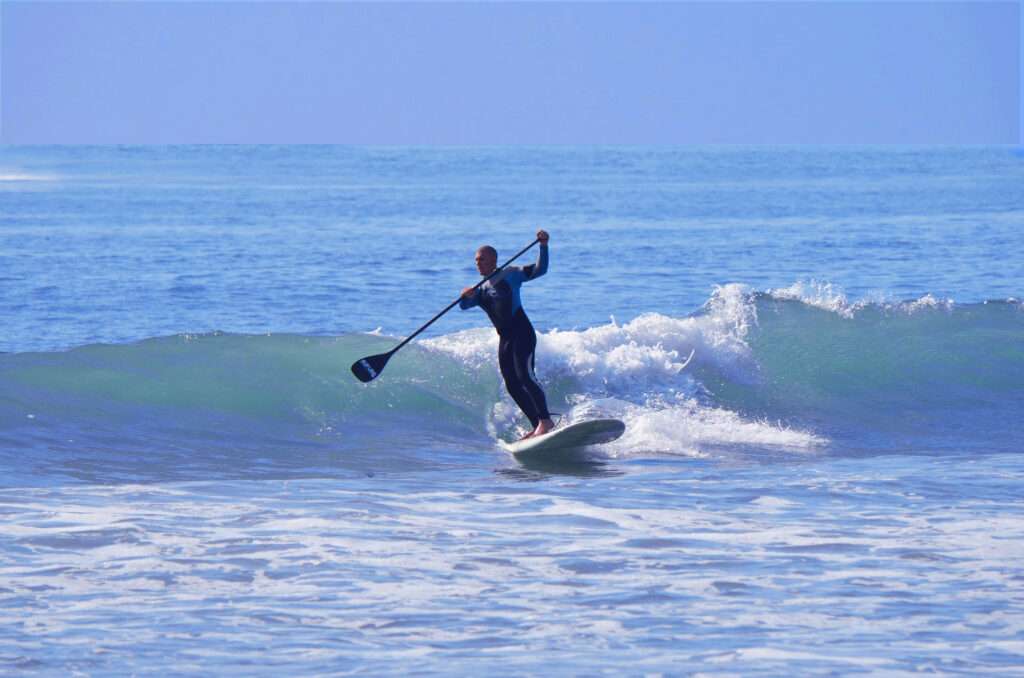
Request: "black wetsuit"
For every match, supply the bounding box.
[459,245,551,428]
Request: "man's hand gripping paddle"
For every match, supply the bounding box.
[350,238,540,383]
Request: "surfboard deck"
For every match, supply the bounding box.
[500,418,626,456]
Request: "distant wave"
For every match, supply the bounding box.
[0,171,58,182]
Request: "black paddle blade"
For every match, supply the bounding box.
[351,352,391,383]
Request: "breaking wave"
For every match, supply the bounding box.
[1,284,1020,483]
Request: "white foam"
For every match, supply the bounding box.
[425,285,824,455]
[709,647,891,666]
[611,399,824,457]
[422,327,496,371]
[426,283,758,389]
[750,496,799,510]
[768,280,955,318]
[541,305,753,389]
[904,293,954,314]
[769,280,857,318]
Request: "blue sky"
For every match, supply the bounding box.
[1,1,1019,144]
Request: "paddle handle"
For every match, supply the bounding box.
[389,238,541,354]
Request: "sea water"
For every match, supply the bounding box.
[1,146,1022,675]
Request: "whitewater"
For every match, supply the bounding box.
[1,145,1023,675]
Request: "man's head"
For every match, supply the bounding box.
[475,245,498,276]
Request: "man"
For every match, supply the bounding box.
[460,230,554,440]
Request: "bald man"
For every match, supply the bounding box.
[460,230,554,440]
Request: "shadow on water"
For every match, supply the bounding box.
[496,446,625,480]
[1,420,493,487]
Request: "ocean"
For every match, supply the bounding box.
[1,145,1022,675]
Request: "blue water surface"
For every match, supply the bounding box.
[1,146,1022,675]
[2,145,1022,351]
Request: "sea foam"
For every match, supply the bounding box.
[425,283,823,455]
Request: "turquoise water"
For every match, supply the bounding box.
[1,146,1023,674]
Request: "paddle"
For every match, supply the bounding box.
[350,238,541,383]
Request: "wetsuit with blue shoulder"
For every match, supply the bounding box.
[460,231,554,440]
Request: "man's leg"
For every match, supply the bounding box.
[499,336,541,434]
[512,330,553,436]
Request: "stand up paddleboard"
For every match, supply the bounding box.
[500,419,626,457]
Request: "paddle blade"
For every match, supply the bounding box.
[351,352,391,383]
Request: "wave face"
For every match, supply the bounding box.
[732,286,1024,453]
[1,285,1021,483]
[0,333,495,484]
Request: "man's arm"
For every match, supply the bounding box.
[459,287,479,309]
[523,229,550,281]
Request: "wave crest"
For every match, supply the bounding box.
[2,282,1020,470]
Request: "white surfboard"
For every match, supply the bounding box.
[500,418,626,456]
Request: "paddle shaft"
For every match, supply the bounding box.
[386,237,541,356]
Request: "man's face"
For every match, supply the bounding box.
[475,249,497,276]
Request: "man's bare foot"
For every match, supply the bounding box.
[518,430,536,442]
[532,418,555,438]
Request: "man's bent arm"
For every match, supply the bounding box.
[459,289,480,309]
[524,243,549,281]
